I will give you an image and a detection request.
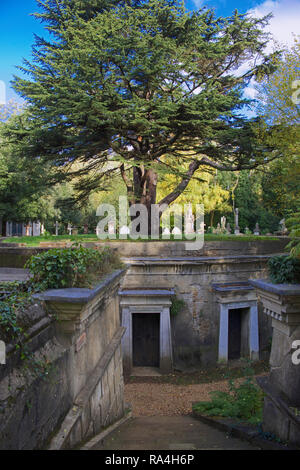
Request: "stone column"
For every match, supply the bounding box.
[249,304,259,361]
[160,307,173,373]
[218,304,229,363]
[250,280,300,446]
[121,307,132,377]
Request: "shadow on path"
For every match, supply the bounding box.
[90,415,260,450]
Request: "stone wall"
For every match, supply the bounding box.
[0,269,126,450]
[0,239,288,267]
[121,256,274,369]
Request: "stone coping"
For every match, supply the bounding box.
[212,281,254,292]
[33,268,127,304]
[249,279,300,296]
[124,254,282,264]
[119,289,175,297]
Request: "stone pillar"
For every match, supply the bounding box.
[160,307,173,372]
[249,305,259,361]
[121,307,132,377]
[218,304,229,363]
[250,280,300,446]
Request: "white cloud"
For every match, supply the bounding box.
[244,0,300,103]
[192,0,205,8]
[248,0,300,51]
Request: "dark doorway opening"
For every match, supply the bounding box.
[228,309,242,360]
[12,222,23,237]
[132,313,160,367]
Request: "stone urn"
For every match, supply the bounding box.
[249,279,300,447]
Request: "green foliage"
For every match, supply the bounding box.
[26,244,122,290]
[233,170,280,233]
[256,37,300,128]
[9,0,278,211]
[170,296,185,317]
[268,255,300,284]
[286,208,300,257]
[0,245,122,375]
[193,367,264,425]
[0,282,59,379]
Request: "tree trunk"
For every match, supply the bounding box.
[1,219,7,237]
[129,167,158,237]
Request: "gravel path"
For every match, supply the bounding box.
[125,376,262,416]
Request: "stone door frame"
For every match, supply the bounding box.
[218,300,259,363]
[119,290,174,375]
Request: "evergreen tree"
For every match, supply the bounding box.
[9,0,281,232]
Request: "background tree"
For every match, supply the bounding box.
[8,0,281,234]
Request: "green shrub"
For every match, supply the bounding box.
[268,255,300,284]
[193,374,264,425]
[286,209,300,257]
[25,244,122,290]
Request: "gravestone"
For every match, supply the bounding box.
[162,227,171,237]
[184,204,194,235]
[172,227,182,236]
[108,220,115,236]
[221,216,226,231]
[234,208,240,235]
[254,223,260,236]
[55,221,59,236]
[120,225,130,235]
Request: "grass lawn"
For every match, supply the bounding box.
[2,233,281,246]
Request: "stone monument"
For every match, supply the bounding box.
[234,208,240,235]
[254,223,260,236]
[184,204,195,235]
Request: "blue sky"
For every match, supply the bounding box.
[0,0,299,103]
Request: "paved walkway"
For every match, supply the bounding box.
[0,268,31,282]
[90,416,260,450]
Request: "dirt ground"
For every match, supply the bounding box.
[125,362,269,416]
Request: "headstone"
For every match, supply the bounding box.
[25,222,32,237]
[226,223,231,234]
[234,208,240,235]
[172,226,182,236]
[120,225,130,235]
[184,204,194,235]
[108,220,115,235]
[67,223,72,236]
[254,223,260,236]
[197,221,206,234]
[32,221,41,237]
[221,216,226,231]
[55,220,59,236]
[279,218,288,235]
[162,227,171,237]
[83,224,89,234]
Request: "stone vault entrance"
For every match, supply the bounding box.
[212,282,259,364]
[132,312,160,367]
[119,289,174,375]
